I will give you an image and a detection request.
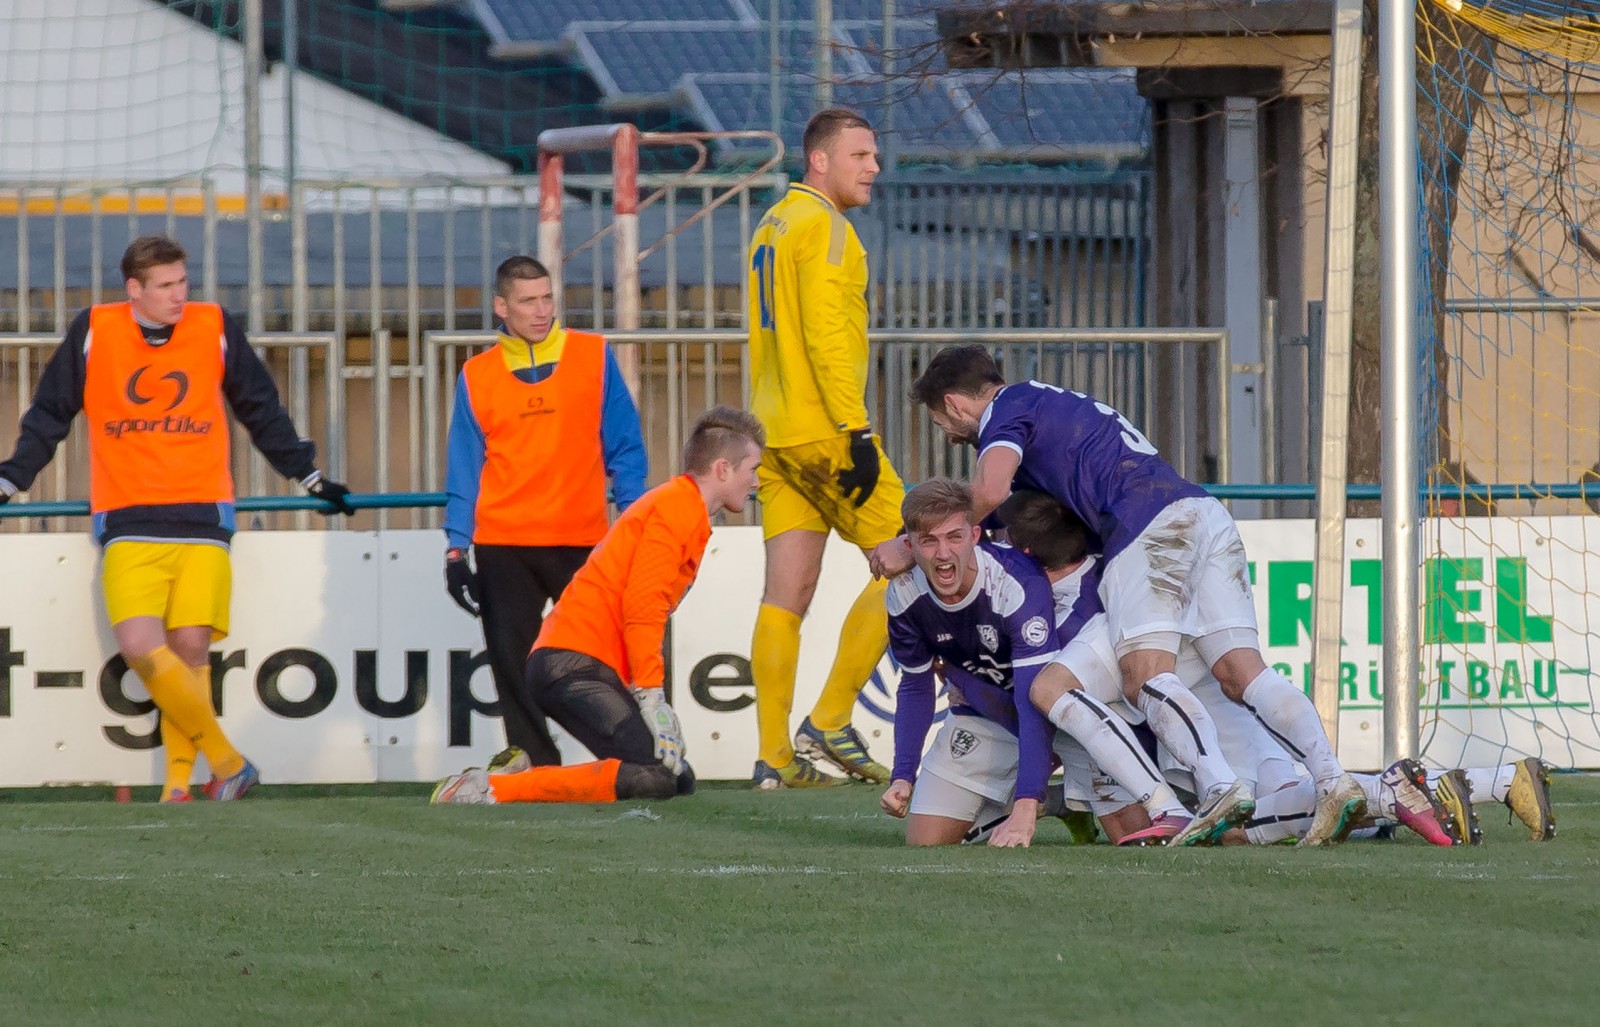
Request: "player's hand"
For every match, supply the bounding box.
[835,428,881,508]
[0,478,17,505]
[989,799,1040,848]
[635,687,685,773]
[867,535,913,578]
[444,549,480,616]
[881,779,913,818]
[303,471,356,516]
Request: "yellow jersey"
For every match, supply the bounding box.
[747,183,871,448]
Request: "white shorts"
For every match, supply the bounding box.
[910,713,1144,824]
[1046,613,1131,710]
[1100,496,1259,649]
[909,715,1017,823]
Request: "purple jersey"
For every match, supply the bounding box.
[978,381,1207,560]
[886,541,1059,801]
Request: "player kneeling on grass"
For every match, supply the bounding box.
[879,479,1193,847]
[431,406,765,806]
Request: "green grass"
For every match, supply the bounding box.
[1,778,1597,1025]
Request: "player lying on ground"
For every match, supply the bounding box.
[430,406,765,806]
[880,479,1195,847]
[877,345,1365,845]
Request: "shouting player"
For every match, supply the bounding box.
[880,479,1193,847]
[891,345,1367,846]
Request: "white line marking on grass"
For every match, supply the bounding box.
[6,822,171,833]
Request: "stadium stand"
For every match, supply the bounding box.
[165,0,1148,168]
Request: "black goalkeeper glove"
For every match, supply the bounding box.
[835,428,881,508]
[302,471,356,516]
[445,549,481,617]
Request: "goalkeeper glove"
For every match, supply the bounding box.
[0,477,16,504]
[835,428,881,508]
[444,548,480,617]
[634,687,685,774]
[302,471,355,516]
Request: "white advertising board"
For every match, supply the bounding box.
[1,519,1596,786]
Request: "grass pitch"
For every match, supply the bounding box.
[0,777,1596,1025]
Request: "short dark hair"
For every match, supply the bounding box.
[121,236,187,284]
[802,107,873,163]
[995,489,1088,571]
[901,478,973,534]
[495,255,551,298]
[683,405,765,473]
[909,345,1006,409]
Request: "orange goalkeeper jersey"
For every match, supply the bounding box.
[533,474,711,690]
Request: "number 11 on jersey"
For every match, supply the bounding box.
[752,244,775,329]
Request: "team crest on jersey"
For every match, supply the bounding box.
[951,728,980,759]
[977,624,999,652]
[1021,616,1051,647]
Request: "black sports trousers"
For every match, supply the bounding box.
[472,543,592,765]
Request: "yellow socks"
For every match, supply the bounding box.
[159,664,208,796]
[488,759,620,803]
[130,645,245,780]
[809,577,889,731]
[752,602,803,767]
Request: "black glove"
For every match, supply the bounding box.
[835,428,881,508]
[445,549,481,617]
[303,472,355,516]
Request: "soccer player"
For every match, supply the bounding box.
[997,489,1455,847]
[429,406,764,806]
[443,255,646,770]
[0,235,353,802]
[744,107,907,789]
[880,479,1192,848]
[892,345,1367,846]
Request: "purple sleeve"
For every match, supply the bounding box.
[977,386,1031,458]
[1011,662,1053,802]
[940,663,1019,736]
[892,667,937,783]
[1006,566,1062,802]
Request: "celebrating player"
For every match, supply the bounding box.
[890,345,1366,846]
[442,255,646,771]
[744,107,907,789]
[0,235,353,801]
[880,479,1193,848]
[430,406,764,806]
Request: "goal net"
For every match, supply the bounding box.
[1417,0,1600,770]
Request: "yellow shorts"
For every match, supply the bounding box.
[757,435,907,548]
[101,541,232,640]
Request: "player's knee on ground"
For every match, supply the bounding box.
[1096,802,1151,845]
[535,669,659,765]
[905,814,975,846]
[615,761,679,800]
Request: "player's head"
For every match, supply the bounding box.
[910,345,1007,446]
[995,489,1088,572]
[121,235,189,326]
[902,477,982,600]
[802,107,878,211]
[684,405,765,514]
[493,255,556,344]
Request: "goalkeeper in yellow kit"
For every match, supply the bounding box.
[746,108,904,788]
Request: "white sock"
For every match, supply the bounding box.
[1048,690,1181,816]
[1425,765,1515,805]
[1243,780,1316,845]
[1351,771,1392,820]
[1134,672,1237,796]
[1240,668,1345,792]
